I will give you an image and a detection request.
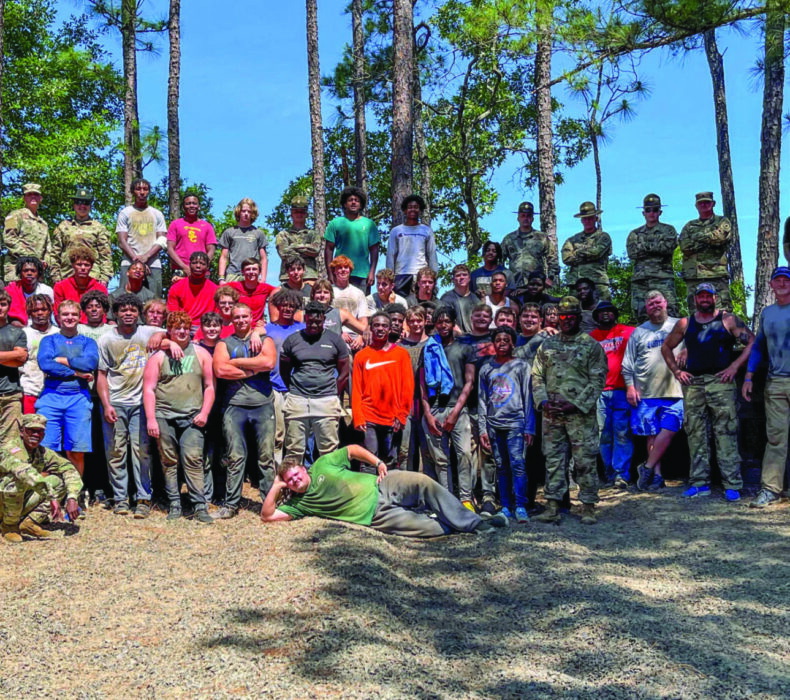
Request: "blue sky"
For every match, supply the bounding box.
[63,1,787,298]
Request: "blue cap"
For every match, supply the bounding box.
[771,266,790,280]
[695,282,716,295]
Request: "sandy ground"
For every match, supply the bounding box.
[1,482,789,699]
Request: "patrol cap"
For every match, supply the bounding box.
[73,187,93,202]
[771,266,790,280]
[695,282,717,295]
[592,300,619,320]
[558,296,582,315]
[641,193,663,208]
[21,414,47,430]
[290,196,309,209]
[515,201,537,215]
[23,183,42,195]
[695,191,715,202]
[574,201,602,218]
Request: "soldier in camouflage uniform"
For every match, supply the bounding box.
[679,192,732,313]
[531,296,608,524]
[275,196,323,283]
[0,414,82,542]
[2,183,49,283]
[561,201,612,301]
[50,188,113,286]
[501,202,559,288]
[626,194,679,322]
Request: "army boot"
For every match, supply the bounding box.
[580,504,597,525]
[535,500,561,523]
[1,523,23,543]
[20,518,56,539]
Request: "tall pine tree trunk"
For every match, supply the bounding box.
[391,0,414,227]
[121,0,142,203]
[753,1,785,325]
[167,0,181,219]
[0,0,5,211]
[306,0,327,251]
[351,0,367,192]
[413,65,431,225]
[703,29,745,302]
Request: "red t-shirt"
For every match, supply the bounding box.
[53,277,108,323]
[226,281,276,324]
[167,277,219,326]
[590,323,636,391]
[193,323,235,342]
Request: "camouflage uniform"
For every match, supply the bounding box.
[679,215,732,312]
[531,324,608,505]
[2,207,49,282]
[0,443,83,526]
[561,230,612,301]
[50,217,113,283]
[626,222,679,321]
[275,226,323,282]
[501,228,560,286]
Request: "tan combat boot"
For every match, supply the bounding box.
[535,500,560,523]
[580,504,597,525]
[1,523,23,543]
[20,518,56,539]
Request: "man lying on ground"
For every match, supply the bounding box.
[260,444,508,537]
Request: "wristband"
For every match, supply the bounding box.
[743,379,752,383]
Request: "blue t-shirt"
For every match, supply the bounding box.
[265,321,305,392]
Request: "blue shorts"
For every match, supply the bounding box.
[35,390,93,452]
[630,398,684,436]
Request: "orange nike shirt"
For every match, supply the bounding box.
[351,344,415,428]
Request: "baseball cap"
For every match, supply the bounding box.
[771,266,790,280]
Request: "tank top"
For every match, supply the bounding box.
[684,311,734,376]
[155,343,204,419]
[323,307,343,335]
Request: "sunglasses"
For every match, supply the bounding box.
[644,206,660,213]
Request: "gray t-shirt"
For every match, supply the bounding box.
[108,287,156,320]
[421,340,476,409]
[281,330,349,398]
[0,323,27,395]
[621,317,683,399]
[219,334,273,407]
[98,325,161,406]
[440,289,478,335]
[218,226,267,276]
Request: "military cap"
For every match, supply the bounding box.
[695,191,715,202]
[771,266,790,280]
[515,201,538,215]
[290,196,309,209]
[694,282,717,295]
[21,413,47,430]
[592,300,619,321]
[23,183,42,195]
[641,193,663,208]
[72,187,93,202]
[558,296,582,314]
[573,201,602,218]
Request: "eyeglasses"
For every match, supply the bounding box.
[644,206,660,214]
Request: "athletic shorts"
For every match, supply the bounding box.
[35,390,93,452]
[630,397,683,436]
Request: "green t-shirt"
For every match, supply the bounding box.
[278,448,379,525]
[324,215,380,278]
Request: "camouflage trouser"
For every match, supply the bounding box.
[0,392,23,450]
[0,474,64,526]
[682,375,742,490]
[685,277,731,314]
[542,411,600,504]
[631,278,678,323]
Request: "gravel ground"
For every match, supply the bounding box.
[1,482,789,699]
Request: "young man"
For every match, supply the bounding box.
[108,261,155,320]
[78,290,112,341]
[143,298,167,328]
[7,257,54,326]
[590,301,636,488]
[510,271,560,308]
[494,306,518,330]
[115,178,167,297]
[218,197,268,283]
[0,290,28,448]
[662,283,754,500]
[280,301,350,461]
[330,255,370,348]
[53,247,108,322]
[275,195,322,284]
[143,310,215,523]
[398,305,429,472]
[471,241,510,297]
[575,278,599,334]
[561,201,612,302]
[352,311,414,473]
[226,257,277,325]
[501,201,558,288]
[166,192,217,278]
[483,270,517,327]
[440,264,478,335]
[196,311,225,504]
[3,183,49,282]
[279,255,313,300]
[366,268,408,313]
[479,325,535,522]
[166,251,219,331]
[212,303,277,519]
[406,266,439,307]
[385,194,438,296]
[50,187,113,286]
[324,186,380,292]
[420,305,477,509]
[20,295,58,415]
[386,303,407,342]
[261,445,508,536]
[193,286,240,341]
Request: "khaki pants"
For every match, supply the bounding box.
[761,377,790,494]
[283,394,342,461]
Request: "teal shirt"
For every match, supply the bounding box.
[324,215,380,278]
[278,448,379,525]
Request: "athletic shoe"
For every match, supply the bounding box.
[725,489,741,502]
[461,500,477,513]
[113,500,131,515]
[599,479,615,490]
[211,506,237,520]
[636,462,653,491]
[193,509,213,524]
[133,500,151,519]
[515,506,529,523]
[500,506,514,519]
[167,505,182,521]
[614,477,630,490]
[681,485,711,498]
[749,489,780,508]
[479,501,497,519]
[91,489,107,505]
[647,475,666,491]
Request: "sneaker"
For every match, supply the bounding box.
[681,485,711,498]
[91,489,107,506]
[500,506,514,519]
[725,489,741,502]
[614,477,630,490]
[113,500,131,515]
[167,504,182,521]
[749,489,780,508]
[647,475,666,491]
[461,500,477,513]
[133,500,152,519]
[636,462,653,491]
[479,501,497,519]
[515,506,529,523]
[211,506,237,520]
[599,479,615,490]
[193,509,213,524]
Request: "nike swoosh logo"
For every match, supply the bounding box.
[365,360,396,370]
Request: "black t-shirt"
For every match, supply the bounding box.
[456,333,496,412]
[421,339,475,409]
[440,289,478,334]
[0,323,26,395]
[281,329,349,397]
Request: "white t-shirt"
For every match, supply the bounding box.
[20,325,59,396]
[115,205,167,269]
[97,325,162,406]
[333,284,370,337]
[621,317,683,399]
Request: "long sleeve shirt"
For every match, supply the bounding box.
[351,344,414,427]
[38,333,99,393]
[478,358,535,435]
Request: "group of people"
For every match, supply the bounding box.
[0,179,787,542]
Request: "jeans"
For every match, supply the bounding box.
[156,415,207,510]
[102,403,153,503]
[222,402,275,510]
[596,389,633,482]
[422,405,474,500]
[362,423,402,474]
[489,426,527,509]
